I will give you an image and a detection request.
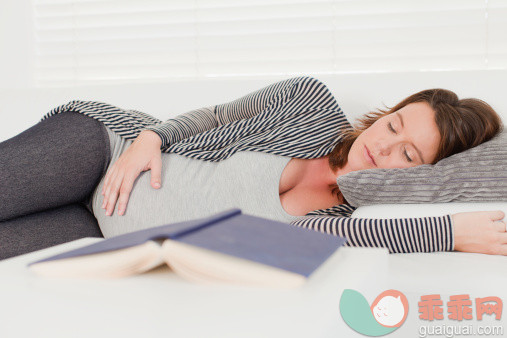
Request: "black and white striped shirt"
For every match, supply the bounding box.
[41,76,453,253]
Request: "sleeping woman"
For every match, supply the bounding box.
[0,76,504,260]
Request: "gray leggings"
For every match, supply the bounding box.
[0,111,112,260]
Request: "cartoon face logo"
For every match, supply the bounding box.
[340,289,409,336]
[371,292,407,327]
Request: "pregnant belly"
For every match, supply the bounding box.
[92,168,259,238]
[91,170,215,238]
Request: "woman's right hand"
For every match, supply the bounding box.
[101,130,163,216]
[452,210,507,255]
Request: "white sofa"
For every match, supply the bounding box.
[2,68,506,222]
[1,69,506,244]
[1,70,506,337]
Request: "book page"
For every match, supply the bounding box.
[161,240,306,288]
[29,241,165,279]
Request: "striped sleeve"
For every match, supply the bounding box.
[289,214,455,253]
[143,76,338,148]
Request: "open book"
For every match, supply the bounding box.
[28,209,346,288]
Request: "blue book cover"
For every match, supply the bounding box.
[28,208,346,277]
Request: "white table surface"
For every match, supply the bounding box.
[0,238,507,338]
[2,238,507,338]
[0,238,391,338]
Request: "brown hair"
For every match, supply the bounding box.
[329,88,503,170]
[327,88,504,203]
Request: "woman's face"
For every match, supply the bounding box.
[347,102,441,171]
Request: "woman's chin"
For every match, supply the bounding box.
[347,155,374,172]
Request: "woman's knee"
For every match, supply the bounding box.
[0,203,103,261]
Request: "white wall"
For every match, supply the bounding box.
[0,3,505,143]
[0,1,36,90]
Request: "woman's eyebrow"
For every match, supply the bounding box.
[396,111,425,163]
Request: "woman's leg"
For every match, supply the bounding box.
[0,203,103,260]
[0,110,111,221]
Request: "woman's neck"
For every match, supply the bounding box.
[300,155,352,190]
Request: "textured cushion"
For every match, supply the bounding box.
[338,131,507,207]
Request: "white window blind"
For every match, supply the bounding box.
[32,0,507,86]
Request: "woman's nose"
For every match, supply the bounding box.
[376,140,392,156]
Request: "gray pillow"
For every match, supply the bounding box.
[337,131,507,207]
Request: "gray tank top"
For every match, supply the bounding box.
[91,126,301,238]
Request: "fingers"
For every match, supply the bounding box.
[493,219,507,232]
[100,145,161,216]
[116,173,137,216]
[103,170,125,216]
[102,164,118,196]
[150,156,162,189]
[490,210,506,221]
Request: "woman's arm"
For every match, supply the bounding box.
[102,76,344,216]
[290,210,507,254]
[142,76,341,148]
[290,214,454,253]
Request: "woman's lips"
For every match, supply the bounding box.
[364,145,377,166]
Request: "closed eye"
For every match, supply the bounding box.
[404,149,413,162]
[388,122,396,134]
[388,122,413,162]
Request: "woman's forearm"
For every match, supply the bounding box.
[290,214,454,253]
